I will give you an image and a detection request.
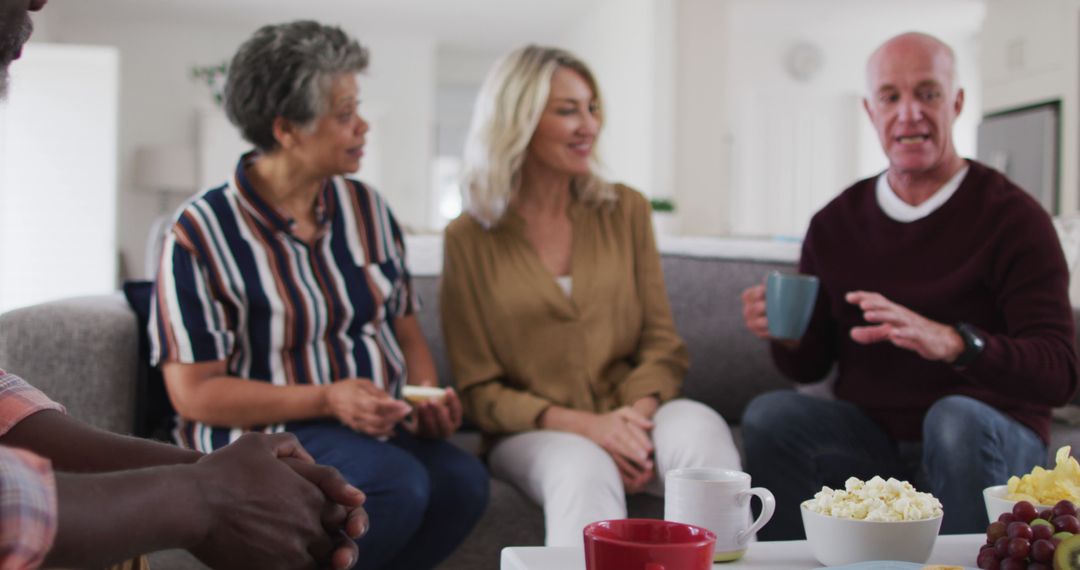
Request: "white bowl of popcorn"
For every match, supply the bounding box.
[800,476,943,567]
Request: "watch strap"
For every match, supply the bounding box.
[953,322,986,368]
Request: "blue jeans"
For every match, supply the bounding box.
[741,391,1045,540]
[291,422,489,570]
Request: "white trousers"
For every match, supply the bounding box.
[488,398,741,546]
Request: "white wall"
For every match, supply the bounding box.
[981,0,1080,215]
[674,0,732,236]
[360,37,435,232]
[431,49,495,228]
[40,15,252,280]
[0,44,118,311]
[41,10,435,279]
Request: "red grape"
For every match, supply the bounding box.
[1053,514,1080,534]
[996,536,1011,558]
[1008,521,1034,540]
[1014,501,1039,523]
[976,547,999,569]
[1008,537,1031,560]
[1032,523,1054,541]
[1027,563,1051,570]
[1031,538,1055,563]
[999,558,1024,570]
[988,520,1008,542]
[1053,500,1078,518]
[976,548,997,570]
[1000,513,1017,524]
[1039,508,1055,520]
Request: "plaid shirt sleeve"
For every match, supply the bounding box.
[0,371,64,437]
[0,446,57,569]
[0,370,64,568]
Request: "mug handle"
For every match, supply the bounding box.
[736,487,776,544]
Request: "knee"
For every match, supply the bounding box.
[741,391,805,438]
[657,398,726,425]
[923,395,993,449]
[655,399,734,443]
[545,435,621,494]
[381,458,432,523]
[440,451,490,513]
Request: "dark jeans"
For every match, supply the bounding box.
[741,391,1045,540]
[292,422,489,570]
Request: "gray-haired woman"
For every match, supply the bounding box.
[150,21,487,569]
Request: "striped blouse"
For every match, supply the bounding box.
[150,153,417,452]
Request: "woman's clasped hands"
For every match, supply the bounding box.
[584,402,657,494]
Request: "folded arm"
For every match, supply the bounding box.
[1,409,200,472]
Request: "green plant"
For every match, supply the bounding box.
[191,62,229,106]
[650,197,676,213]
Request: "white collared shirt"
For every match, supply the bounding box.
[555,275,573,297]
[876,165,970,222]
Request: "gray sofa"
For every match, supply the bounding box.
[2,252,1079,569]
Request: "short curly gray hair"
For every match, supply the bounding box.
[224,20,369,152]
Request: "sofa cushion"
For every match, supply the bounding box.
[121,280,175,441]
[661,255,797,422]
[0,294,139,434]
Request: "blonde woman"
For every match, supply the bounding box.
[440,45,741,546]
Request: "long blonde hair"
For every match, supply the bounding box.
[461,45,615,228]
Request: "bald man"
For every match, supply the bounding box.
[740,32,1077,537]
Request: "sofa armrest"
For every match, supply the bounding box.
[0,293,140,435]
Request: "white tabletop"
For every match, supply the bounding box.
[500,533,984,570]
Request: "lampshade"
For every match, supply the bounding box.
[133,144,196,193]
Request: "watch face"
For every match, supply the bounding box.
[960,324,985,348]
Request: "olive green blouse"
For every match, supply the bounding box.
[439,184,688,435]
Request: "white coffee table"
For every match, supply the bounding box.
[501,533,984,569]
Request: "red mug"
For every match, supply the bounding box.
[583,518,717,570]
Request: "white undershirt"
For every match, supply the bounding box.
[555,275,572,297]
[875,165,970,222]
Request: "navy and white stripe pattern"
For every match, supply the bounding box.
[149,152,417,452]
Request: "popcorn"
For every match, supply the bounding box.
[802,476,943,522]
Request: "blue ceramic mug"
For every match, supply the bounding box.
[765,271,819,340]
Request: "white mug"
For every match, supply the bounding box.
[664,468,775,562]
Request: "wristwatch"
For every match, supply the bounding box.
[952,322,986,368]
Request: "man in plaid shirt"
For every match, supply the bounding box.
[0,2,369,568]
[0,371,64,568]
[0,367,373,565]
[0,369,370,568]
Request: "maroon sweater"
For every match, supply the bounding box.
[772,160,1078,443]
